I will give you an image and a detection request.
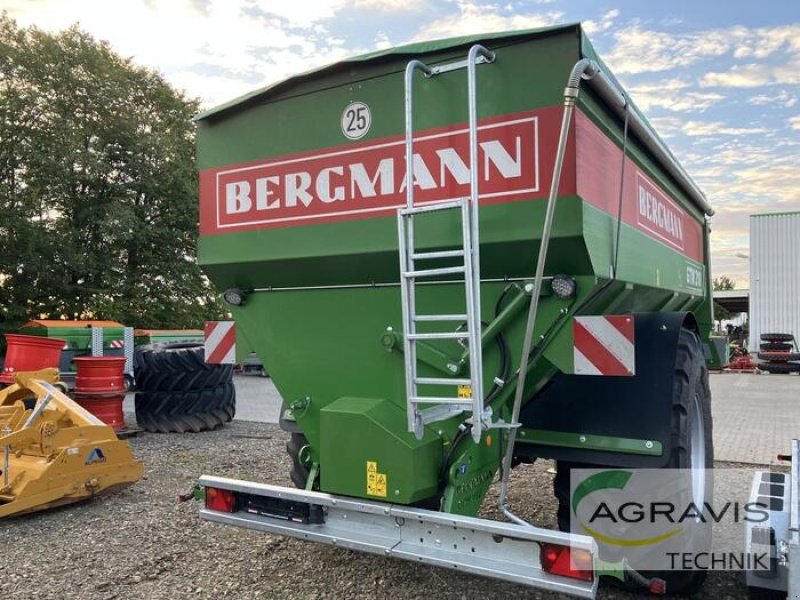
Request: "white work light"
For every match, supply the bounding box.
[550,275,577,299]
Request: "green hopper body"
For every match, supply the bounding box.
[196,24,712,512]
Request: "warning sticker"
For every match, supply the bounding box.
[457,385,472,399]
[366,460,387,497]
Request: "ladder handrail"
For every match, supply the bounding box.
[399,48,495,441]
[401,59,433,435]
[466,44,495,442]
[404,59,433,211]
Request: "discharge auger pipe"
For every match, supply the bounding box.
[498,58,600,528]
[497,54,714,526]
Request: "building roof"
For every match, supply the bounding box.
[751,210,800,218]
[713,289,749,313]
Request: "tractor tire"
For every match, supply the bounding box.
[286,432,317,490]
[760,342,793,352]
[134,342,233,393]
[554,327,713,595]
[747,585,787,599]
[760,362,800,374]
[757,352,800,363]
[135,382,236,433]
[761,333,794,343]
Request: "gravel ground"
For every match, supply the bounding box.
[0,421,764,599]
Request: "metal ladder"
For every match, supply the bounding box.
[397,45,495,444]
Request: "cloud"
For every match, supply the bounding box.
[701,61,800,88]
[351,0,426,10]
[582,9,619,36]
[5,1,332,71]
[647,116,684,138]
[169,71,261,109]
[628,79,725,113]
[373,31,393,50]
[3,0,373,106]
[628,79,725,114]
[730,24,800,59]
[790,116,800,131]
[681,121,772,136]
[748,90,797,108]
[604,26,730,75]
[413,1,563,41]
[604,23,800,77]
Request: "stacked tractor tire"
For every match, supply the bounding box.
[757,333,800,374]
[134,343,236,433]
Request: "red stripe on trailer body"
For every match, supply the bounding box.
[573,315,635,376]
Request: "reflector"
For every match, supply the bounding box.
[206,487,236,513]
[539,543,593,582]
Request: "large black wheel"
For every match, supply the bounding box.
[760,362,800,374]
[761,333,794,343]
[134,342,236,433]
[134,343,233,393]
[747,585,787,599]
[554,328,713,595]
[757,352,800,362]
[135,382,236,433]
[286,432,316,489]
[760,342,793,352]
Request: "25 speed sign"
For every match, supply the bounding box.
[341,102,371,140]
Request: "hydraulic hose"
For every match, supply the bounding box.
[497,58,599,528]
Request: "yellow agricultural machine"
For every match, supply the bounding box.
[0,369,143,518]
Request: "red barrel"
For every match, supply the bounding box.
[1,333,66,384]
[74,356,126,430]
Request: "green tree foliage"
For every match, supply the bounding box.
[0,15,225,331]
[712,275,735,291]
[712,275,736,321]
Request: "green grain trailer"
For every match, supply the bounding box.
[19,319,129,377]
[133,329,205,346]
[196,24,715,597]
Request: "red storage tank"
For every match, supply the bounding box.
[1,333,66,384]
[73,356,126,430]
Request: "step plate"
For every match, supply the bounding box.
[199,476,598,598]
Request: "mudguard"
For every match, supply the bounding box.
[515,312,699,469]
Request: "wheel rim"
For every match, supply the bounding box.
[689,392,706,508]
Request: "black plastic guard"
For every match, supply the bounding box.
[516,312,697,468]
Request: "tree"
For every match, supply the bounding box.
[0,15,225,332]
[712,275,735,291]
[712,275,735,322]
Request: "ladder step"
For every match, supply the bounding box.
[414,314,468,322]
[408,332,469,341]
[404,266,465,278]
[412,250,465,260]
[410,396,473,405]
[415,377,472,386]
[399,199,463,216]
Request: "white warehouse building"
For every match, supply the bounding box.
[749,211,800,352]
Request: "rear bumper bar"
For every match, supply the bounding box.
[199,475,598,598]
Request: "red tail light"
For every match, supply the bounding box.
[205,487,236,512]
[540,543,594,582]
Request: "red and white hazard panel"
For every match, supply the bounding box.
[573,315,635,376]
[204,321,236,365]
[109,340,124,349]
